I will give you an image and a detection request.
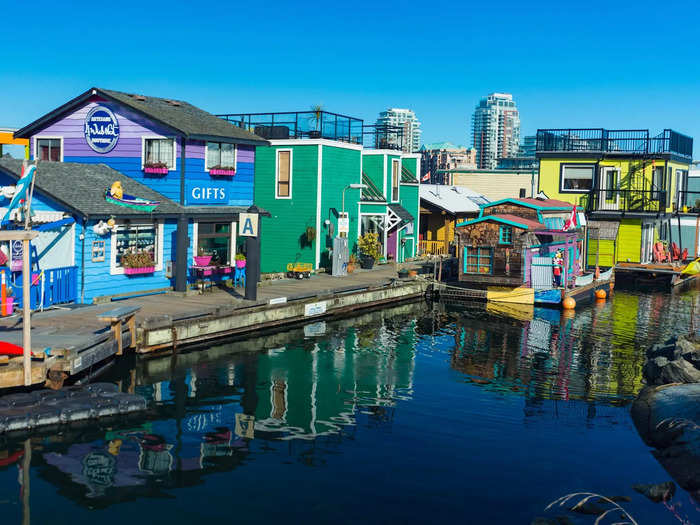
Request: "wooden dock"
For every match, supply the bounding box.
[615,262,700,288]
[0,264,428,389]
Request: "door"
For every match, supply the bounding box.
[531,256,554,290]
[598,167,620,210]
[641,223,654,263]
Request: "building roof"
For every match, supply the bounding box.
[420,184,489,215]
[456,213,544,230]
[482,197,573,212]
[0,159,249,219]
[420,142,469,151]
[15,87,268,145]
[388,203,414,228]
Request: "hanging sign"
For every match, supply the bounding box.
[10,240,22,272]
[84,105,120,153]
[338,215,349,234]
[238,213,259,237]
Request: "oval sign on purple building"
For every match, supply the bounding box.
[84,105,120,153]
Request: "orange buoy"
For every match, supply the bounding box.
[562,296,576,310]
[595,289,607,300]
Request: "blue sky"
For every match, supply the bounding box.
[1,0,698,156]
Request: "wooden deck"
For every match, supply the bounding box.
[615,261,700,287]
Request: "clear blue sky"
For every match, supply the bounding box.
[1,0,698,157]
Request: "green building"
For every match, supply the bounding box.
[223,110,420,274]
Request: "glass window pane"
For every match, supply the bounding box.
[562,165,593,190]
[206,142,220,169]
[116,225,157,267]
[277,151,290,197]
[221,143,235,167]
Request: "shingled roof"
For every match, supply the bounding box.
[15,87,268,145]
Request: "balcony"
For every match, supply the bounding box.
[217,111,405,150]
[587,189,667,213]
[536,129,693,160]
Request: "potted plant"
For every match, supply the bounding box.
[358,232,381,270]
[194,248,212,267]
[209,165,236,176]
[235,253,246,269]
[122,252,156,275]
[144,162,169,175]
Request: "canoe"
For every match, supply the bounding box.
[105,190,159,212]
[0,341,25,355]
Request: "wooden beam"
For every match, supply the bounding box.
[22,238,30,386]
[0,231,38,241]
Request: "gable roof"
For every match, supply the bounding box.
[482,197,573,212]
[420,184,489,215]
[456,213,544,230]
[15,87,268,145]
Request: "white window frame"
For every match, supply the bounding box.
[204,141,238,173]
[560,163,595,193]
[33,136,64,162]
[141,136,177,170]
[109,221,164,275]
[275,148,293,199]
[191,220,237,266]
[391,158,400,202]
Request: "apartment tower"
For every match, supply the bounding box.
[471,93,520,169]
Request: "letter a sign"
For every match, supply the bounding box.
[238,213,259,237]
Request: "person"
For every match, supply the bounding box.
[552,250,564,287]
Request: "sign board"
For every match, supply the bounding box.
[185,181,229,205]
[338,216,349,234]
[238,213,259,237]
[304,321,327,337]
[269,297,287,305]
[10,240,22,272]
[304,300,327,317]
[84,105,120,153]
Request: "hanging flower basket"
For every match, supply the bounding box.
[209,166,236,176]
[144,163,169,175]
[124,266,155,275]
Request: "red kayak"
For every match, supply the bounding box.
[0,341,26,356]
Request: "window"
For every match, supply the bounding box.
[560,164,594,192]
[499,226,512,244]
[196,222,234,265]
[206,142,236,170]
[143,138,175,169]
[464,247,493,275]
[276,149,292,198]
[652,166,664,200]
[36,138,61,162]
[391,159,400,201]
[110,222,163,275]
[91,240,105,262]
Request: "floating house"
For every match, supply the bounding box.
[536,128,696,267]
[418,184,489,256]
[217,111,420,274]
[9,87,268,302]
[454,198,604,305]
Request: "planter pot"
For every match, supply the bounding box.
[209,168,236,176]
[408,269,418,277]
[398,269,409,278]
[235,260,246,269]
[347,264,355,274]
[194,255,212,266]
[4,296,13,316]
[359,256,375,270]
[144,166,169,175]
[124,266,155,275]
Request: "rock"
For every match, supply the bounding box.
[643,356,669,385]
[659,358,700,384]
[649,339,678,360]
[632,482,675,502]
[677,338,700,368]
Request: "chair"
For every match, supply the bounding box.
[234,266,246,288]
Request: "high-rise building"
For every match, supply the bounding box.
[471,93,520,169]
[420,142,476,182]
[375,108,422,153]
[519,135,536,158]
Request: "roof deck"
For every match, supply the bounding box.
[218,110,404,150]
[536,128,693,160]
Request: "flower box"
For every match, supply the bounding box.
[144,166,169,175]
[235,259,246,269]
[124,266,155,275]
[209,168,236,176]
[194,255,212,266]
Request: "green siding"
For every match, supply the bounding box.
[398,183,419,259]
[320,145,362,264]
[254,144,319,273]
[362,154,385,197]
[401,157,417,177]
[587,239,615,268]
[617,219,642,263]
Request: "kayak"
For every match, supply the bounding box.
[0,341,25,355]
[105,190,159,212]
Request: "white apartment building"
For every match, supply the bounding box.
[376,108,422,153]
[471,93,521,169]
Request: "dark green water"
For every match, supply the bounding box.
[0,286,699,524]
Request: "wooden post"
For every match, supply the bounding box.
[22,238,31,386]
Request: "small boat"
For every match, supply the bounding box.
[0,341,26,356]
[105,189,159,212]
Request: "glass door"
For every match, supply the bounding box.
[598,167,620,210]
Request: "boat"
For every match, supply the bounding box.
[104,189,159,212]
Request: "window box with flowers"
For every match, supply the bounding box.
[122,252,156,275]
[209,166,236,177]
[206,142,236,177]
[143,162,170,175]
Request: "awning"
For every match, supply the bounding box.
[388,203,414,228]
[34,217,75,231]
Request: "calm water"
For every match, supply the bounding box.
[1,286,699,524]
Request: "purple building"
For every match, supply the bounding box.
[4,88,268,303]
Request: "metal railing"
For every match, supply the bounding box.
[588,189,667,213]
[419,240,448,256]
[536,128,693,159]
[362,124,405,151]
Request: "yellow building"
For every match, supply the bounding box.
[0,128,29,159]
[536,129,694,265]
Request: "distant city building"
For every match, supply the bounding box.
[376,108,422,153]
[420,142,476,181]
[496,156,538,170]
[519,135,536,158]
[471,93,520,169]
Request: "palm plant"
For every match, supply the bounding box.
[308,104,324,135]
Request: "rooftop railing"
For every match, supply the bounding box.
[536,129,693,159]
[362,124,404,151]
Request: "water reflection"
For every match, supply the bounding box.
[0,288,697,523]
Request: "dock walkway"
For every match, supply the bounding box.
[0,264,428,387]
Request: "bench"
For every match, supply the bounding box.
[97,305,141,356]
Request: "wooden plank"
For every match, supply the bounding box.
[97,305,141,322]
[0,231,38,241]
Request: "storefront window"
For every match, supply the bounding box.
[144,138,175,169]
[197,222,232,265]
[206,142,236,169]
[115,224,157,268]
